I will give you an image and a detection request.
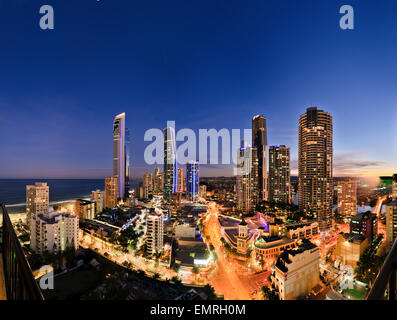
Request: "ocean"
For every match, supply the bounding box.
[0,179,105,214]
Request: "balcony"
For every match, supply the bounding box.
[366,238,397,300]
[0,204,44,300]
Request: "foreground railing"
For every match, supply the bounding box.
[1,204,43,300]
[366,238,397,300]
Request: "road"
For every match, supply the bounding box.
[203,202,253,300]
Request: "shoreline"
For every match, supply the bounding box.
[1,196,92,224]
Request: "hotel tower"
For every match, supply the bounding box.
[298,107,333,231]
[163,126,178,201]
[113,113,130,200]
[252,115,268,201]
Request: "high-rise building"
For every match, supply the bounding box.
[236,142,258,213]
[74,199,95,221]
[273,240,320,300]
[252,115,268,201]
[153,168,164,194]
[105,176,118,209]
[91,190,105,214]
[146,208,164,254]
[337,179,357,216]
[350,211,378,242]
[393,174,397,201]
[199,184,207,198]
[30,207,79,255]
[186,161,199,202]
[163,126,178,201]
[142,172,153,199]
[26,182,49,228]
[125,127,131,198]
[298,107,333,231]
[386,202,397,252]
[177,168,184,193]
[113,112,130,200]
[269,145,291,203]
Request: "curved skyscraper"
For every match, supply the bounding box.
[298,107,333,232]
[163,126,178,200]
[113,112,130,200]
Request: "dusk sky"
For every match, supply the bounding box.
[0,0,396,179]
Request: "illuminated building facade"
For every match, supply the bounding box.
[393,174,397,201]
[91,189,105,214]
[26,182,49,228]
[105,176,118,208]
[177,167,184,193]
[337,179,357,216]
[74,199,95,221]
[236,143,258,213]
[298,107,333,231]
[143,172,153,199]
[30,207,79,255]
[153,168,164,194]
[273,240,320,300]
[113,112,130,200]
[252,115,268,201]
[269,145,291,203]
[350,212,377,242]
[163,126,178,201]
[186,161,199,202]
[146,209,164,254]
[386,202,397,252]
[237,219,249,254]
[334,233,369,268]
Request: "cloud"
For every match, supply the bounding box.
[290,152,390,177]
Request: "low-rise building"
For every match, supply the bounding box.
[273,240,320,300]
[254,236,296,262]
[334,233,369,268]
[285,221,319,240]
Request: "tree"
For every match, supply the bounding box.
[262,286,278,300]
[192,266,200,280]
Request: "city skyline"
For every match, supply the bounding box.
[1,1,396,179]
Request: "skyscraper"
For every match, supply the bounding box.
[113,112,130,200]
[91,189,105,214]
[386,201,397,252]
[113,113,125,199]
[143,172,153,199]
[392,174,397,201]
[298,107,333,231]
[153,168,164,194]
[26,182,49,228]
[177,167,184,193]
[105,176,118,209]
[236,142,258,214]
[186,161,199,202]
[269,145,291,203]
[337,179,357,216]
[125,127,131,198]
[163,126,178,201]
[146,208,164,255]
[252,115,268,201]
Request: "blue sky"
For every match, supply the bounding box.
[0,0,396,178]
